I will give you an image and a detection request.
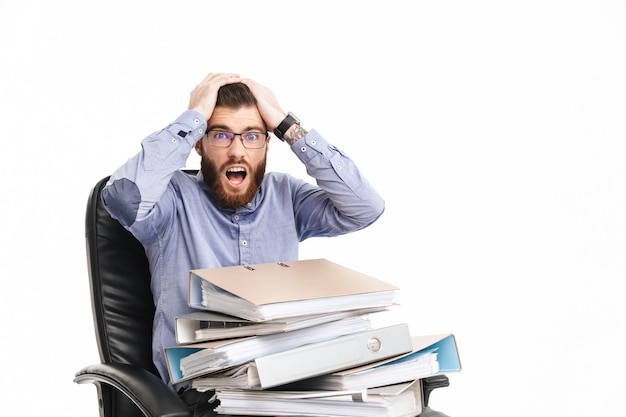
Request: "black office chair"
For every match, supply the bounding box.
[74,174,451,417]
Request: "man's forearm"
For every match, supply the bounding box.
[292,129,385,231]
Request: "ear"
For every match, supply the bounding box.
[194,139,202,155]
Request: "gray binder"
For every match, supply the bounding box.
[252,323,413,388]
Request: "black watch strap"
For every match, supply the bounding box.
[273,112,300,141]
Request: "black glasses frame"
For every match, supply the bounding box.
[205,130,269,149]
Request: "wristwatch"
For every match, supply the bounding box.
[273,112,300,141]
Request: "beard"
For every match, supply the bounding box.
[200,154,267,209]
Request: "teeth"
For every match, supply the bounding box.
[227,167,245,173]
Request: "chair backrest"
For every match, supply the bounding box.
[85,176,158,417]
[86,175,157,372]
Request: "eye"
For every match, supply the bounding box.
[211,131,230,141]
[242,133,260,142]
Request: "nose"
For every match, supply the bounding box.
[227,134,247,157]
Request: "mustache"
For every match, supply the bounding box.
[220,158,250,171]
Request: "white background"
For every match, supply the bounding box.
[1,1,625,415]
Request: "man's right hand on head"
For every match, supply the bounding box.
[188,72,242,120]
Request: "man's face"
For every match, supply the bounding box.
[195,105,270,209]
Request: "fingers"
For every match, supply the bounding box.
[240,78,266,96]
[189,73,285,130]
[201,72,242,84]
[189,73,243,120]
[240,78,286,130]
[239,77,255,88]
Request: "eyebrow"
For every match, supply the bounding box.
[207,124,266,132]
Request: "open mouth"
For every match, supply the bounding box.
[226,167,247,186]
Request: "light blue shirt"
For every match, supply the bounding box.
[102,110,385,390]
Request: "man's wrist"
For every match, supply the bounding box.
[273,112,300,141]
[283,124,308,146]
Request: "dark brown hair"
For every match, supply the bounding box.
[216,83,257,107]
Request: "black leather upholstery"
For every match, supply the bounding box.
[75,175,190,417]
[85,176,156,372]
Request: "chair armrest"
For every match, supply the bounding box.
[422,374,450,407]
[74,363,190,417]
[418,375,451,417]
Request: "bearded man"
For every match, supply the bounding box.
[102,72,385,407]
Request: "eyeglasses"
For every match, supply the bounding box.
[205,130,268,149]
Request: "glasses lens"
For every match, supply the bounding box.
[241,132,266,149]
[208,131,234,147]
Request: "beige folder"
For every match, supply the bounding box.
[188,258,400,321]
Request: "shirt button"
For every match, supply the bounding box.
[171,138,177,143]
[194,118,200,124]
[233,215,240,221]
[300,146,307,152]
[246,203,252,208]
[310,140,316,146]
[241,240,248,246]
[198,128,203,134]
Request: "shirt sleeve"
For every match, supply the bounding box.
[290,129,385,240]
[101,110,206,228]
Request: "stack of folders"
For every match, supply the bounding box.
[163,258,462,417]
